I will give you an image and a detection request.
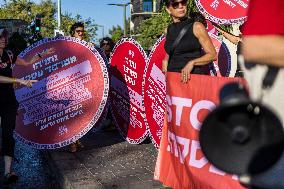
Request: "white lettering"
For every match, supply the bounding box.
[166,95,172,122]
[171,97,192,126]
[189,141,208,168]
[190,100,216,130]
[210,0,220,10]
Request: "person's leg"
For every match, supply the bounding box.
[1,111,16,174]
[4,156,13,175]
[1,110,18,184]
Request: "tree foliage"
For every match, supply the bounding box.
[109,18,131,43]
[0,0,97,41]
[109,25,123,43]
[135,0,198,50]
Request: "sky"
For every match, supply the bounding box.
[0,0,131,42]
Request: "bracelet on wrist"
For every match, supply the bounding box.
[12,77,17,84]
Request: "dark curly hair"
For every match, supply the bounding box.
[69,22,84,36]
[189,12,207,28]
[100,37,115,51]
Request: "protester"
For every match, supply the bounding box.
[0,28,50,185]
[100,37,114,62]
[70,22,85,41]
[242,0,284,68]
[68,22,86,152]
[189,12,207,28]
[163,0,217,83]
[242,0,284,122]
[235,0,284,187]
[213,23,244,77]
[6,32,27,57]
[156,0,216,188]
[98,37,116,130]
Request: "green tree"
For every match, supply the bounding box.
[0,0,97,40]
[108,17,131,43]
[0,0,56,37]
[109,25,123,43]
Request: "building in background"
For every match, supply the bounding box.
[130,0,163,32]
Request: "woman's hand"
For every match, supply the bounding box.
[16,47,56,66]
[17,79,37,87]
[43,47,56,56]
[162,59,168,74]
[181,61,194,83]
[29,47,56,64]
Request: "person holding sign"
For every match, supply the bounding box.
[156,0,216,188]
[0,28,48,185]
[163,0,217,83]
[0,76,36,87]
[68,22,86,153]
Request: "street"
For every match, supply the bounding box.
[0,141,60,189]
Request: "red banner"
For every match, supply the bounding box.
[154,72,246,189]
[143,36,167,148]
[195,0,249,25]
[13,37,109,149]
[109,38,148,144]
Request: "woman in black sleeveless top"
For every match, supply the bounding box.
[163,0,217,83]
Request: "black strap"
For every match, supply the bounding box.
[262,66,280,89]
[168,22,193,63]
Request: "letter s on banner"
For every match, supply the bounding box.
[166,95,172,123]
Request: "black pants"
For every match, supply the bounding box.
[0,108,17,157]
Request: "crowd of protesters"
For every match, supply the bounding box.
[1,0,283,188]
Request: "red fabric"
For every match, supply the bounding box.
[243,0,284,35]
[154,73,247,189]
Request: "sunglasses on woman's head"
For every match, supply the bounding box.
[171,0,188,9]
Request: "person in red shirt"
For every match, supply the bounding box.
[241,0,284,122]
[241,1,284,188]
[242,0,284,67]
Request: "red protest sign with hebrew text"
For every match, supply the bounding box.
[110,38,148,144]
[143,36,167,148]
[195,0,249,25]
[154,72,246,189]
[13,37,109,149]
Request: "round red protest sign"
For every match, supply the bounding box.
[203,33,232,77]
[206,20,219,36]
[13,37,109,149]
[195,0,249,25]
[91,101,109,132]
[109,38,148,144]
[143,36,167,148]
